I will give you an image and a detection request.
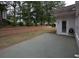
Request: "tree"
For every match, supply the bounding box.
[22,1,33,26]
[4,1,65,26]
[6,1,17,26]
[16,1,22,22]
[12,1,17,25]
[32,1,44,26]
[42,1,65,25]
[22,1,65,26]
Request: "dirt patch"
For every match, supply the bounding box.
[0,26,56,49]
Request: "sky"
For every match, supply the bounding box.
[0,0,76,6]
[65,0,75,6]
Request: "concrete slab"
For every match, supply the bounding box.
[0,33,77,58]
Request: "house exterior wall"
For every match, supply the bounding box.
[56,15,75,36]
[56,18,62,35]
[75,1,79,48]
[0,11,7,21]
[56,1,79,54]
[2,11,7,19]
[75,16,79,48]
[68,15,75,34]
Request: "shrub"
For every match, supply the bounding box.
[0,19,11,26]
[18,22,24,26]
[51,24,56,27]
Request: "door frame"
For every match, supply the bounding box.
[61,20,67,33]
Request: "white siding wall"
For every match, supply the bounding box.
[56,1,79,52]
[56,16,75,35]
[56,17,68,35]
[75,16,79,48]
[56,19,61,35]
[68,16,75,33]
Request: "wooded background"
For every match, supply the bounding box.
[0,1,65,26]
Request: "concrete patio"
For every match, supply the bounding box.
[0,33,77,58]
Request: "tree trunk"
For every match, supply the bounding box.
[0,11,3,25]
[13,6,16,26]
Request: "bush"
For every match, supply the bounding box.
[51,24,56,27]
[10,22,16,26]
[3,19,11,25]
[18,22,24,26]
[0,19,11,26]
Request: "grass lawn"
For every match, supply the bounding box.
[0,26,56,49]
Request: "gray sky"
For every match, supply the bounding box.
[65,0,75,6]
